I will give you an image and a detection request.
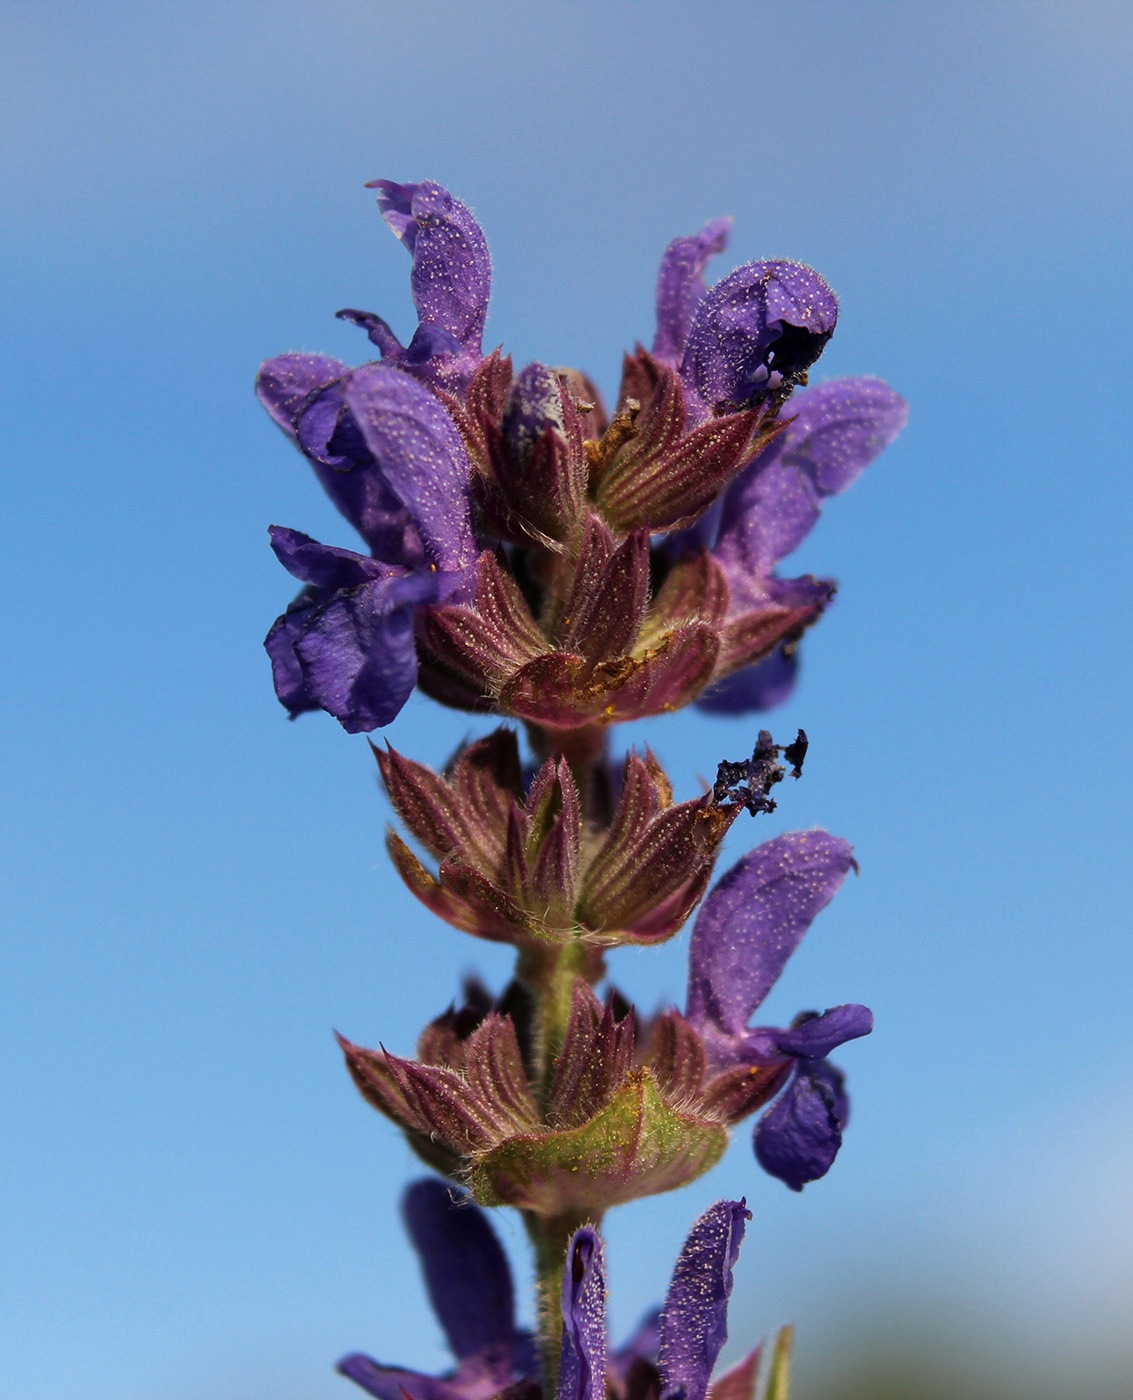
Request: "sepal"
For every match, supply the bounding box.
[498,624,720,729]
[577,752,737,944]
[545,980,637,1128]
[418,550,546,706]
[469,1067,727,1216]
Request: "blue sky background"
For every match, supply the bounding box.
[4,3,1132,1397]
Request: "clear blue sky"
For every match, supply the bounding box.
[4,4,1132,1397]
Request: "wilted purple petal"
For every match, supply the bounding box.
[657,1200,750,1400]
[696,649,798,714]
[775,1005,873,1060]
[682,261,837,411]
[754,1063,845,1191]
[686,832,856,1040]
[716,377,906,570]
[293,571,440,732]
[402,1180,517,1363]
[371,179,490,364]
[256,352,349,439]
[557,1227,607,1400]
[264,589,323,718]
[345,364,475,572]
[653,217,732,364]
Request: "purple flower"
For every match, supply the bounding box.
[650,217,837,418]
[646,220,904,713]
[338,1179,536,1400]
[559,1200,754,1400]
[340,1182,755,1400]
[257,359,477,732]
[256,177,493,730]
[686,831,873,1190]
[338,179,491,395]
[652,217,733,365]
[698,375,908,714]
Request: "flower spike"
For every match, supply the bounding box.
[259,181,894,1395]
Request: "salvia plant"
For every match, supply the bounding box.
[258,179,906,1400]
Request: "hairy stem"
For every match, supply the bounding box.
[517,937,588,1112]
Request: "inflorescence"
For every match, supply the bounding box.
[257,178,906,1398]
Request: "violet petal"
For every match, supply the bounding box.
[263,589,323,718]
[278,378,419,560]
[716,376,906,570]
[293,572,440,732]
[402,1179,517,1362]
[345,364,475,572]
[686,832,855,1037]
[267,526,382,591]
[657,1200,750,1400]
[557,1227,607,1400]
[336,1355,452,1400]
[776,377,907,498]
[775,1004,873,1060]
[371,179,491,360]
[653,217,733,364]
[682,261,837,410]
[259,357,417,556]
[335,307,406,358]
[754,1063,846,1191]
[255,352,349,440]
[810,1057,850,1129]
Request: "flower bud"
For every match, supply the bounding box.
[489,362,588,542]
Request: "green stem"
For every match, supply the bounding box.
[515,938,599,1389]
[517,937,588,1112]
